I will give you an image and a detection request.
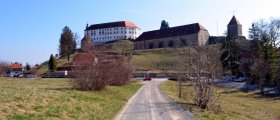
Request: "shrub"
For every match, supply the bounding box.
[71,46,133,91]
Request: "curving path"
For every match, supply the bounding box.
[114,78,195,120]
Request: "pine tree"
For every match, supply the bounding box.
[25,63,31,71]
[48,54,57,71]
[59,26,76,61]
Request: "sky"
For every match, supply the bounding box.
[0,0,279,65]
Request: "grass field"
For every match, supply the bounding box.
[132,45,221,71]
[160,80,280,120]
[0,78,142,120]
[132,48,179,70]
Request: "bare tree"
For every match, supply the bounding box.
[71,45,133,91]
[0,61,8,77]
[175,45,222,110]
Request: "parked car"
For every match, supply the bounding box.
[26,74,35,78]
[143,77,152,81]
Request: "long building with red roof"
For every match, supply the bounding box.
[84,21,141,45]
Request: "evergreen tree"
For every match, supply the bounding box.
[48,54,57,71]
[249,19,280,94]
[59,26,76,61]
[220,39,241,76]
[25,63,31,71]
[160,20,170,30]
[249,23,262,40]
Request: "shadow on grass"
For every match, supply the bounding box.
[220,89,240,94]
[43,87,74,91]
[249,92,280,100]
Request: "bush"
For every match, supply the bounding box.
[71,46,133,91]
[108,57,133,86]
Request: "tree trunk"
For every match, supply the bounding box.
[178,78,182,98]
[67,53,70,61]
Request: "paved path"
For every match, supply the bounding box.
[115,79,195,120]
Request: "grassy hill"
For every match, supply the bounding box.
[38,56,74,74]
[38,40,221,74]
[132,48,179,70]
[132,44,221,71]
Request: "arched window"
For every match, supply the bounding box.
[159,41,164,48]
[149,42,154,49]
[168,40,174,47]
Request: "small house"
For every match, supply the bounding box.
[8,62,23,77]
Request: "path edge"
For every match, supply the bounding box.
[113,83,145,120]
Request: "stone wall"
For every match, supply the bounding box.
[134,30,210,50]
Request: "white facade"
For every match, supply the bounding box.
[85,23,141,45]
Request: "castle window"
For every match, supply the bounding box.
[159,41,164,48]
[149,42,154,49]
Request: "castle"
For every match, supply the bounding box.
[82,16,245,50]
[84,21,141,45]
[134,15,245,50]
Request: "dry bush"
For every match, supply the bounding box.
[71,46,132,91]
[176,46,222,110]
[107,56,133,86]
[0,61,8,77]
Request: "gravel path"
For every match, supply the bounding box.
[115,79,195,120]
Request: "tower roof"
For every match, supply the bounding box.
[228,16,241,26]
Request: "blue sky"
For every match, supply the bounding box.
[0,0,279,65]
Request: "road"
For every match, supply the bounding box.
[115,78,195,120]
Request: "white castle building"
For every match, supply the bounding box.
[84,21,141,45]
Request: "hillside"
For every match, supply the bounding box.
[38,56,74,74]
[38,40,133,74]
[132,44,221,71]
[38,40,221,74]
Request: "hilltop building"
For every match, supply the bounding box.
[227,15,243,39]
[134,23,210,50]
[84,21,141,45]
[209,15,246,44]
[135,15,246,50]
[81,35,92,51]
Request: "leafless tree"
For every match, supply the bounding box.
[175,45,222,110]
[0,61,8,77]
[71,45,133,91]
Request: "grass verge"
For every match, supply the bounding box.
[160,80,280,120]
[0,77,142,120]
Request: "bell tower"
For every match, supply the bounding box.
[227,16,242,39]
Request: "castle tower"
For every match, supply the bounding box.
[81,35,92,51]
[227,15,242,39]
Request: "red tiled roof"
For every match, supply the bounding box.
[228,16,241,25]
[85,21,139,31]
[9,63,23,69]
[72,53,95,63]
[135,23,207,41]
